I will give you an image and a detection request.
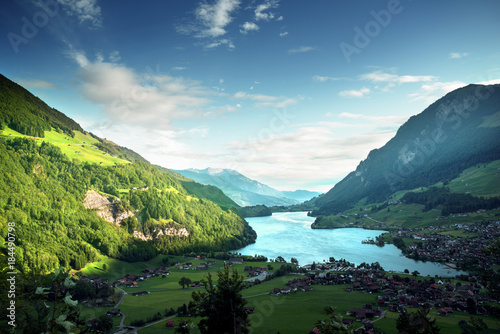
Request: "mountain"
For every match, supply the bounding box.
[0,74,256,274]
[312,83,500,216]
[172,168,321,207]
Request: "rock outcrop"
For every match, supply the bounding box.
[83,190,134,226]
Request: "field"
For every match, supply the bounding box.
[76,255,500,333]
[0,126,130,166]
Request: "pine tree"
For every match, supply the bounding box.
[192,266,250,334]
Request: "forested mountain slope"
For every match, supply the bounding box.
[312,84,500,216]
[0,74,256,274]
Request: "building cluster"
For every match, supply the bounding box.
[391,220,500,268]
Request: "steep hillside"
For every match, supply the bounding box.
[0,74,83,137]
[312,84,500,216]
[0,74,256,274]
[174,168,320,206]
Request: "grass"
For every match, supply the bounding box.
[76,255,500,333]
[374,308,500,334]
[448,160,500,198]
[246,284,378,333]
[0,126,130,166]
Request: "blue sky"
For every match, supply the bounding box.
[2,0,500,192]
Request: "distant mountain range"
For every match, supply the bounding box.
[172,168,321,207]
[311,83,500,216]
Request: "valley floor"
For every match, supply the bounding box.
[78,254,500,333]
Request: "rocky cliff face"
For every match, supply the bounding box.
[84,190,190,241]
[133,227,190,241]
[83,190,134,225]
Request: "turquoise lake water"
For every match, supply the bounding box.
[235,212,462,277]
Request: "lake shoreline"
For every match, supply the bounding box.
[236,212,462,277]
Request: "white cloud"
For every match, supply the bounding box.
[204,38,235,50]
[409,81,467,103]
[233,91,298,108]
[279,31,288,37]
[339,87,370,98]
[171,66,188,71]
[56,0,103,27]
[14,78,60,90]
[475,79,500,85]
[337,112,408,124]
[226,124,396,191]
[449,52,469,59]
[109,50,121,62]
[66,49,214,128]
[312,75,340,82]
[240,21,259,34]
[193,0,241,38]
[360,71,436,84]
[288,46,316,54]
[255,0,280,21]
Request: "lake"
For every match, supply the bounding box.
[235,212,462,277]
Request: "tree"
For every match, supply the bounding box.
[191,266,250,334]
[314,306,352,334]
[275,256,286,263]
[412,270,420,277]
[102,263,108,271]
[290,257,299,265]
[96,314,113,332]
[179,277,192,289]
[404,269,410,274]
[396,309,440,334]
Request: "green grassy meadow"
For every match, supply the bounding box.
[0,126,130,166]
[75,255,500,333]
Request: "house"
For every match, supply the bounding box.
[132,291,149,296]
[106,308,121,317]
[270,288,281,296]
[196,264,207,270]
[86,317,97,327]
[245,307,255,314]
[228,258,244,264]
[166,320,174,327]
[309,328,320,334]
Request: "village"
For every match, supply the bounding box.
[75,247,500,333]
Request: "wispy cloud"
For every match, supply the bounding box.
[288,46,316,54]
[449,52,469,59]
[337,112,408,124]
[339,87,370,98]
[409,81,467,103]
[360,70,436,84]
[255,0,280,21]
[240,21,259,34]
[255,0,283,21]
[109,50,120,62]
[312,75,341,83]
[279,31,288,37]
[233,91,298,108]
[56,0,103,28]
[14,78,60,90]
[204,39,235,50]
